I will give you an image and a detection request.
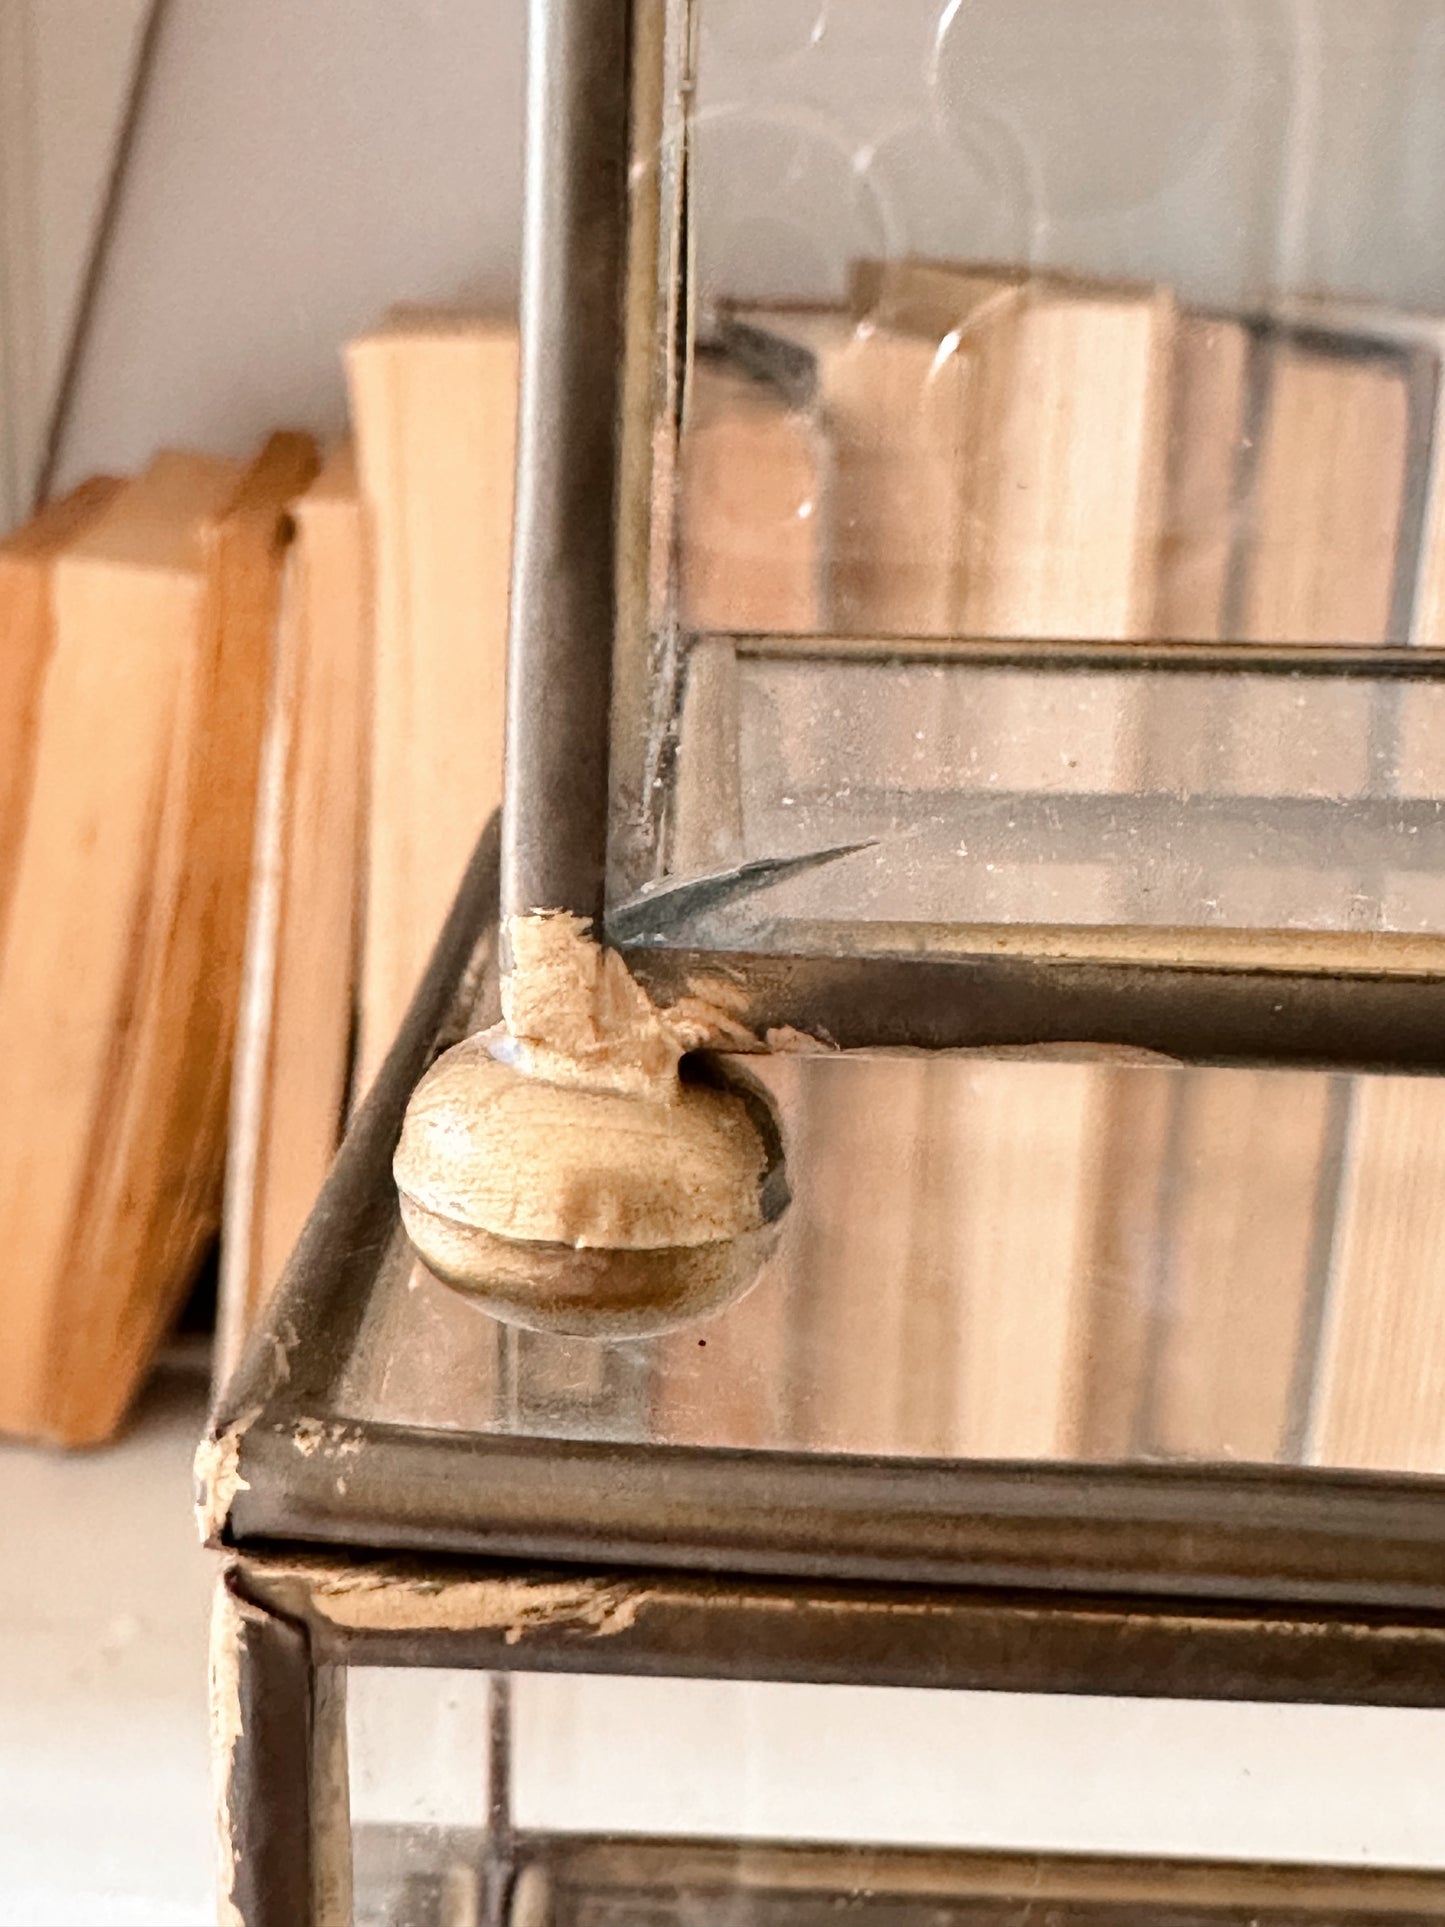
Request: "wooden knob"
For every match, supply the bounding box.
[394,1036,787,1335]
[393,913,789,1336]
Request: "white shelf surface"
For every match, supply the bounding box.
[0,1373,215,1927]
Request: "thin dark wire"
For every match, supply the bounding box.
[482,1674,516,1927]
[31,0,170,512]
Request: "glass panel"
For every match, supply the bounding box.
[639,643,1445,950]
[512,1674,1445,1868]
[348,1666,497,1927]
[337,1051,1445,1479]
[615,0,1445,938]
[667,0,1445,651]
[347,1666,1445,1921]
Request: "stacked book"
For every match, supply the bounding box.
[0,312,518,1443]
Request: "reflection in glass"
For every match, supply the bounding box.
[339,1053,1445,1482]
[664,0,1445,654]
[625,0,1445,920]
[650,647,1445,947]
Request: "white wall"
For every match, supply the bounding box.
[36,0,524,498]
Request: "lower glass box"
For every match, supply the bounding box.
[345,1668,1445,1927]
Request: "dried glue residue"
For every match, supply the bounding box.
[310,1569,650,1641]
[503,911,816,1072]
[504,912,685,1100]
[289,1417,365,1460]
[764,1023,837,1054]
[208,1584,246,1927]
[194,1427,251,1545]
[396,914,795,1281]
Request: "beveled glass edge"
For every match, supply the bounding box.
[721,633,1445,671]
[608,0,695,905]
[608,0,675,904]
[716,635,1445,674]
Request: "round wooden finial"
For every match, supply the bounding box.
[393,914,789,1336]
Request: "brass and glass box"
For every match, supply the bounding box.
[205,2,1445,1921]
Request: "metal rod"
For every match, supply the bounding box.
[215,1573,313,1927]
[239,1551,1445,1711]
[32,0,171,511]
[502,0,633,927]
[482,1675,516,1927]
[232,1411,1445,1616]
